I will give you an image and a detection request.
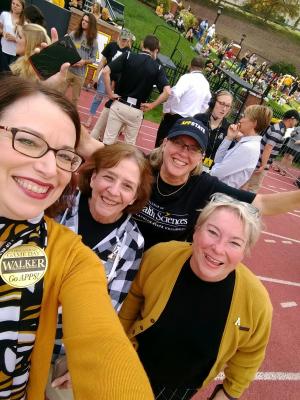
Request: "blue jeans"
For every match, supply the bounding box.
[89,74,106,115]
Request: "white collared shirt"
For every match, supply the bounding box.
[163,71,211,117]
[210,135,262,188]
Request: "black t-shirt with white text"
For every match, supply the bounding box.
[133,172,255,250]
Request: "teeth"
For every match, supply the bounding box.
[15,178,48,194]
[172,158,187,166]
[102,197,118,206]
[206,254,223,266]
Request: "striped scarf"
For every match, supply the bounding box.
[0,215,47,400]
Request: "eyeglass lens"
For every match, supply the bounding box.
[12,129,82,172]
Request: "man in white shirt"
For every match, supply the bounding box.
[155,56,211,147]
[210,105,273,189]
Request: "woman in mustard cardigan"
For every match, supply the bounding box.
[0,75,153,400]
[119,193,273,400]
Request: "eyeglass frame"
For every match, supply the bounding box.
[0,125,83,172]
[209,192,260,217]
[215,99,232,109]
[168,137,204,155]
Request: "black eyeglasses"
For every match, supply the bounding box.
[0,126,83,172]
[169,138,203,155]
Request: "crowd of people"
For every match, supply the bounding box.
[0,1,300,400]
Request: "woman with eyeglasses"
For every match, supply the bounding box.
[134,116,300,251]
[194,90,233,171]
[120,193,273,400]
[0,75,153,399]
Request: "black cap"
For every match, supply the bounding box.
[167,117,209,152]
[283,109,300,121]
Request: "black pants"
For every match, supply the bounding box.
[153,384,198,400]
[155,113,183,148]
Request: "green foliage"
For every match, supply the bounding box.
[244,0,300,23]
[270,61,297,76]
[180,10,198,30]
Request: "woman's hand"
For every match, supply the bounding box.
[76,125,104,160]
[51,372,72,390]
[4,32,16,42]
[227,123,242,141]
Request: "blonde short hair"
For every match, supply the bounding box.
[244,105,273,135]
[195,193,262,254]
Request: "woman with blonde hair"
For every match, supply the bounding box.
[10,23,51,79]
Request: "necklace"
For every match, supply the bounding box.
[156,174,188,197]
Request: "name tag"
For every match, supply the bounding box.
[127,97,137,105]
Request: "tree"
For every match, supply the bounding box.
[245,0,300,23]
[270,61,296,76]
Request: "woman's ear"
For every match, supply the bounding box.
[90,170,97,189]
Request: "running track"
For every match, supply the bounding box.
[77,89,300,400]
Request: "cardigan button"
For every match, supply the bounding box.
[150,318,155,323]
[140,325,143,330]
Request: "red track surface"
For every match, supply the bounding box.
[77,89,300,400]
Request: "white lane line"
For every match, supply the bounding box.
[215,372,300,381]
[264,239,276,243]
[262,231,300,244]
[282,240,292,244]
[293,210,300,213]
[280,301,297,308]
[279,187,287,190]
[258,276,300,287]
[287,212,300,218]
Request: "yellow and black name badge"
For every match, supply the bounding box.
[0,244,48,288]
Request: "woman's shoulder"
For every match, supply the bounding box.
[236,263,272,310]
[45,215,83,246]
[121,214,144,248]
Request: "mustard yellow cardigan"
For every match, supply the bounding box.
[27,217,153,399]
[119,241,273,398]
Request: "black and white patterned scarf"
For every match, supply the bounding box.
[0,214,47,400]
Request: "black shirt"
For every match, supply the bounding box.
[194,112,230,162]
[102,42,130,82]
[78,194,127,248]
[108,51,169,102]
[137,259,235,388]
[133,172,255,250]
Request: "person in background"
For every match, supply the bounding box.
[46,143,153,400]
[119,193,272,400]
[155,56,211,147]
[194,90,233,170]
[155,3,164,17]
[101,7,114,24]
[0,0,24,72]
[101,34,170,145]
[91,1,101,20]
[244,109,300,192]
[0,74,154,400]
[86,29,133,129]
[24,4,47,27]
[211,105,273,188]
[204,23,215,46]
[10,23,51,79]
[273,126,300,176]
[197,18,208,40]
[61,13,98,106]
